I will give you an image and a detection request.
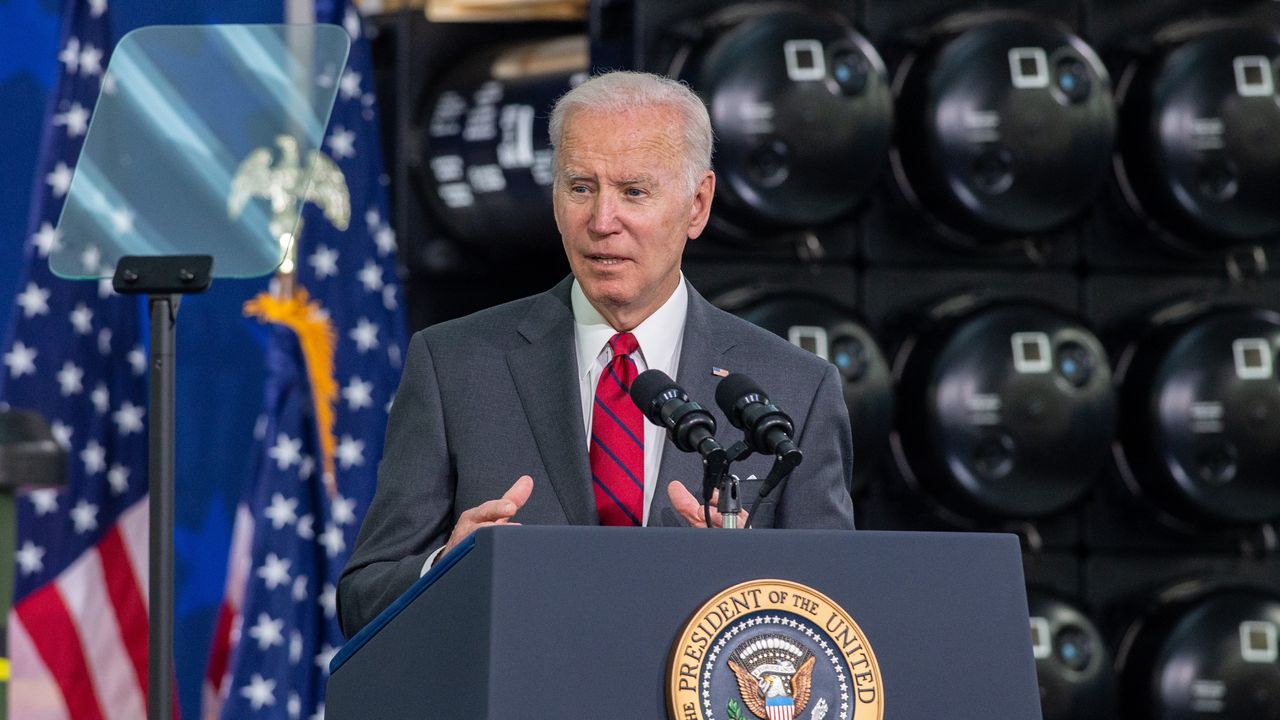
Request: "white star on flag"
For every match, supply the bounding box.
[339,69,362,101]
[16,541,46,575]
[288,692,302,720]
[296,514,315,541]
[248,614,285,651]
[58,37,80,74]
[291,575,309,602]
[16,283,51,319]
[57,361,84,396]
[107,464,130,495]
[70,303,94,334]
[45,161,73,198]
[326,127,356,160]
[29,489,60,516]
[240,673,277,709]
[335,435,364,469]
[373,225,396,257]
[318,583,337,619]
[32,222,63,257]
[264,493,299,529]
[268,434,303,470]
[289,631,304,664]
[97,327,112,355]
[112,400,145,435]
[80,440,106,475]
[4,341,38,378]
[257,552,292,590]
[341,376,373,410]
[348,318,379,353]
[70,500,99,534]
[91,382,110,414]
[357,259,383,293]
[50,421,72,449]
[127,346,147,375]
[314,644,339,674]
[78,43,103,76]
[343,6,362,38]
[52,102,90,138]
[318,523,345,558]
[308,246,339,279]
[331,495,357,526]
[382,285,398,312]
[87,0,107,18]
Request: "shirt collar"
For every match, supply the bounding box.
[571,274,689,376]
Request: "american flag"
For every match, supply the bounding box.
[202,1,406,717]
[0,0,154,718]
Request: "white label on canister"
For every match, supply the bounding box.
[966,393,1003,426]
[1233,56,1274,97]
[467,164,506,193]
[783,39,826,82]
[497,104,535,169]
[1232,338,1273,379]
[1191,680,1227,713]
[1008,47,1049,89]
[1240,620,1278,663]
[437,182,474,209]
[429,155,464,183]
[1011,332,1052,374]
[1191,401,1225,434]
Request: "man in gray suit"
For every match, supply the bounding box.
[339,71,855,636]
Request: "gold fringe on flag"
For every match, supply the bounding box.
[244,288,340,497]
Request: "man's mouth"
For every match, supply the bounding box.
[587,255,628,266]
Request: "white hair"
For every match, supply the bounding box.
[548,71,713,195]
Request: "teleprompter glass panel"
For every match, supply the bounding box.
[51,24,350,279]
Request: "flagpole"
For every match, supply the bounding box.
[112,256,212,720]
[147,293,176,720]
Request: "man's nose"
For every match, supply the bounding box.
[588,193,622,236]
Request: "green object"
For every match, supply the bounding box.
[727,698,746,720]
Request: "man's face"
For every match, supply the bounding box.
[553,104,714,330]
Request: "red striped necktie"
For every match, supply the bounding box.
[590,332,645,526]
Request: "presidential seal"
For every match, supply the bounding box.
[668,580,884,720]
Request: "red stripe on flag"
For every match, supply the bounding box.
[99,526,150,700]
[15,583,107,720]
[204,600,237,696]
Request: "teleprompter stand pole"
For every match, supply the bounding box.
[112,255,212,720]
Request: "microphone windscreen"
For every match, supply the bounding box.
[629,369,679,423]
[714,373,764,428]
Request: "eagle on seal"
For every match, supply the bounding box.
[728,654,816,720]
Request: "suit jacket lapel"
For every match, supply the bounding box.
[649,284,735,525]
[507,277,597,525]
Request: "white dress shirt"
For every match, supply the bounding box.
[571,275,688,526]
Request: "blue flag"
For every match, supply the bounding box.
[203,2,407,717]
[0,0,156,717]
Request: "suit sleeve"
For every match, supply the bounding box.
[774,362,856,529]
[338,331,455,636]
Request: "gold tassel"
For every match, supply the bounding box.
[244,288,340,497]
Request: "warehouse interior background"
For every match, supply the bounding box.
[2,0,1279,718]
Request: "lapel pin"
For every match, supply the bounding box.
[711,367,730,377]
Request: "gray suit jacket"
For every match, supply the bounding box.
[338,277,854,636]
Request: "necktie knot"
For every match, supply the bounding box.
[608,332,639,359]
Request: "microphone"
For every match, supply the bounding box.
[714,373,802,463]
[629,370,726,465]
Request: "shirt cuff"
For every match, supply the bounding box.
[420,546,446,577]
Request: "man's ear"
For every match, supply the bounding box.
[686,171,716,241]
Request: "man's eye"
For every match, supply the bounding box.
[625,187,645,197]
[570,185,589,194]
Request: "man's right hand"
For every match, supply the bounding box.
[435,475,534,564]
